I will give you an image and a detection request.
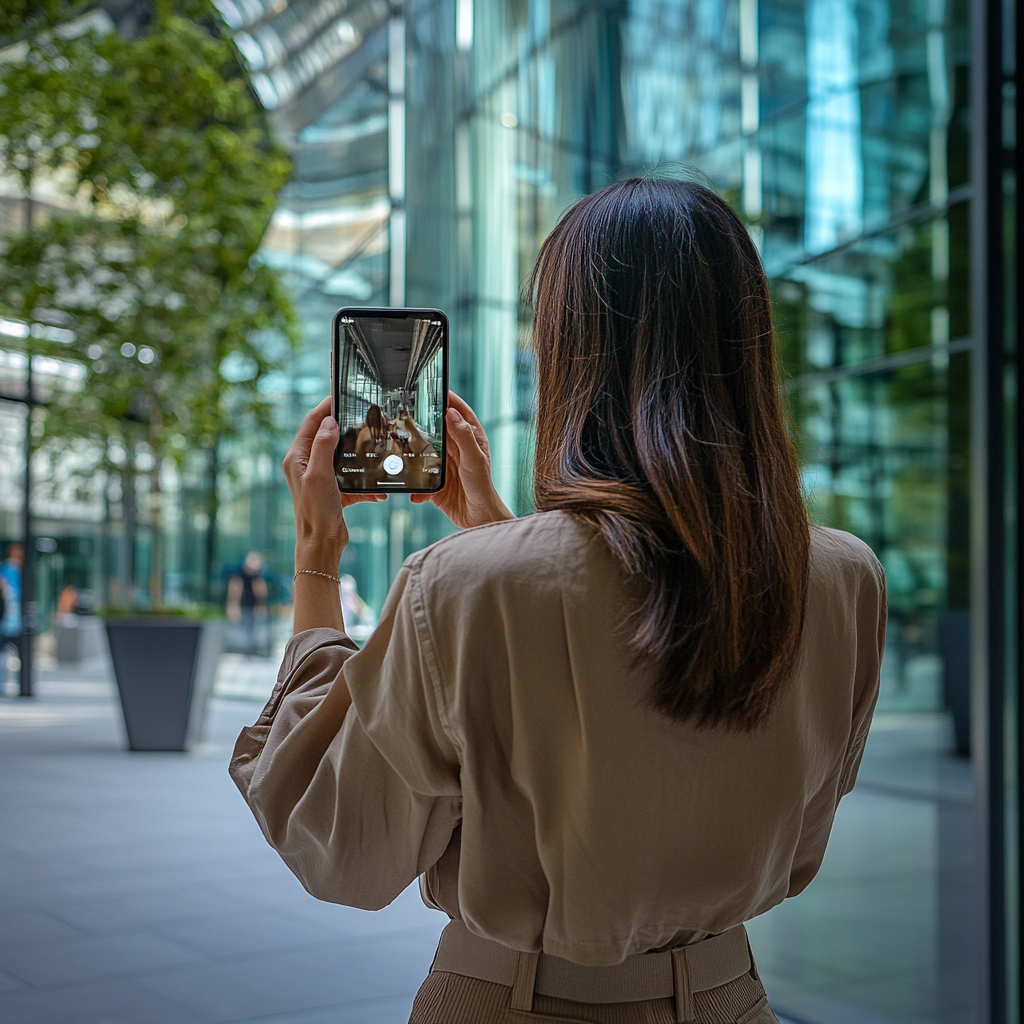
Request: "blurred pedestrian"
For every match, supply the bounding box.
[56,585,80,619]
[226,551,269,657]
[1,543,22,641]
[1,543,23,694]
[339,574,371,630]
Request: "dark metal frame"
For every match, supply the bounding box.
[971,0,1020,1017]
[1016,0,1023,1010]
[0,369,36,699]
[1016,1,1024,1015]
[0,192,38,699]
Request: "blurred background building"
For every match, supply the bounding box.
[0,0,1018,1022]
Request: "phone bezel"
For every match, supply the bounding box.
[331,306,449,495]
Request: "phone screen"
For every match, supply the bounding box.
[332,307,448,493]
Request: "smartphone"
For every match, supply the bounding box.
[331,307,449,494]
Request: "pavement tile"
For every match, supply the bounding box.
[0,978,205,1024]
[0,968,27,994]
[137,933,436,1021]
[0,931,204,987]
[0,850,91,890]
[0,909,86,950]
[49,890,243,935]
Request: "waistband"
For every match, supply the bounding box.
[430,919,754,1022]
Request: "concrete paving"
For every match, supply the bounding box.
[1,648,973,1024]
[0,655,445,1024]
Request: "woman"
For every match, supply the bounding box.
[356,403,389,454]
[395,408,438,456]
[353,403,394,490]
[231,178,886,1024]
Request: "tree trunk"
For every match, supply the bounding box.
[121,471,136,607]
[149,451,163,610]
[204,440,219,604]
[101,450,114,608]
[121,443,137,609]
[148,404,164,610]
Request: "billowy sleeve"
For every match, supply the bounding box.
[787,549,887,897]
[837,552,887,798]
[229,562,462,910]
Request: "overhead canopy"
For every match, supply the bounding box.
[213,0,391,138]
[344,316,442,393]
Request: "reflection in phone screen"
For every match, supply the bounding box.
[334,315,445,491]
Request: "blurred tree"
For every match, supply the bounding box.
[0,3,296,608]
[0,1,93,44]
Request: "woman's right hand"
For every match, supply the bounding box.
[410,392,516,529]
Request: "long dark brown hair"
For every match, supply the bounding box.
[531,177,809,730]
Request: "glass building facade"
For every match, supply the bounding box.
[391,3,979,1019]
[238,0,1016,1019]
[0,0,1018,1019]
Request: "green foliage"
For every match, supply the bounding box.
[102,605,224,620]
[0,1,93,43]
[0,1,296,607]
[55,11,292,281]
[0,2,297,465]
[0,215,288,457]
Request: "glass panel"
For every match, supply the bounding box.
[747,355,977,1022]
[243,17,396,627]
[398,1,980,1021]
[771,202,971,375]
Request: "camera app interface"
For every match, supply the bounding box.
[334,314,445,491]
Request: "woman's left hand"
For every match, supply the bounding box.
[283,397,386,574]
[410,392,515,529]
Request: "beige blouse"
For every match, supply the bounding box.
[230,512,886,967]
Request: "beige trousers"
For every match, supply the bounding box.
[409,967,781,1024]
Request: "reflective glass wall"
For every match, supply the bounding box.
[207,4,987,1012]
[750,1,977,1016]
[398,1,978,1021]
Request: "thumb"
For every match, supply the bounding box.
[307,415,339,476]
[448,408,487,475]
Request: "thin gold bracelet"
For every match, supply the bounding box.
[293,568,340,584]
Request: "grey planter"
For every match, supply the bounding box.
[105,619,224,751]
[54,615,105,664]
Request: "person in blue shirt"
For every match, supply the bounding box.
[0,542,22,640]
[1,543,23,692]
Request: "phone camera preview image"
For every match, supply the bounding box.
[334,312,446,493]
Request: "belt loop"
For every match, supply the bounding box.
[742,927,760,982]
[671,947,694,1023]
[510,951,540,1012]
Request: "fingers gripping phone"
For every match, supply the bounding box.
[331,307,449,494]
